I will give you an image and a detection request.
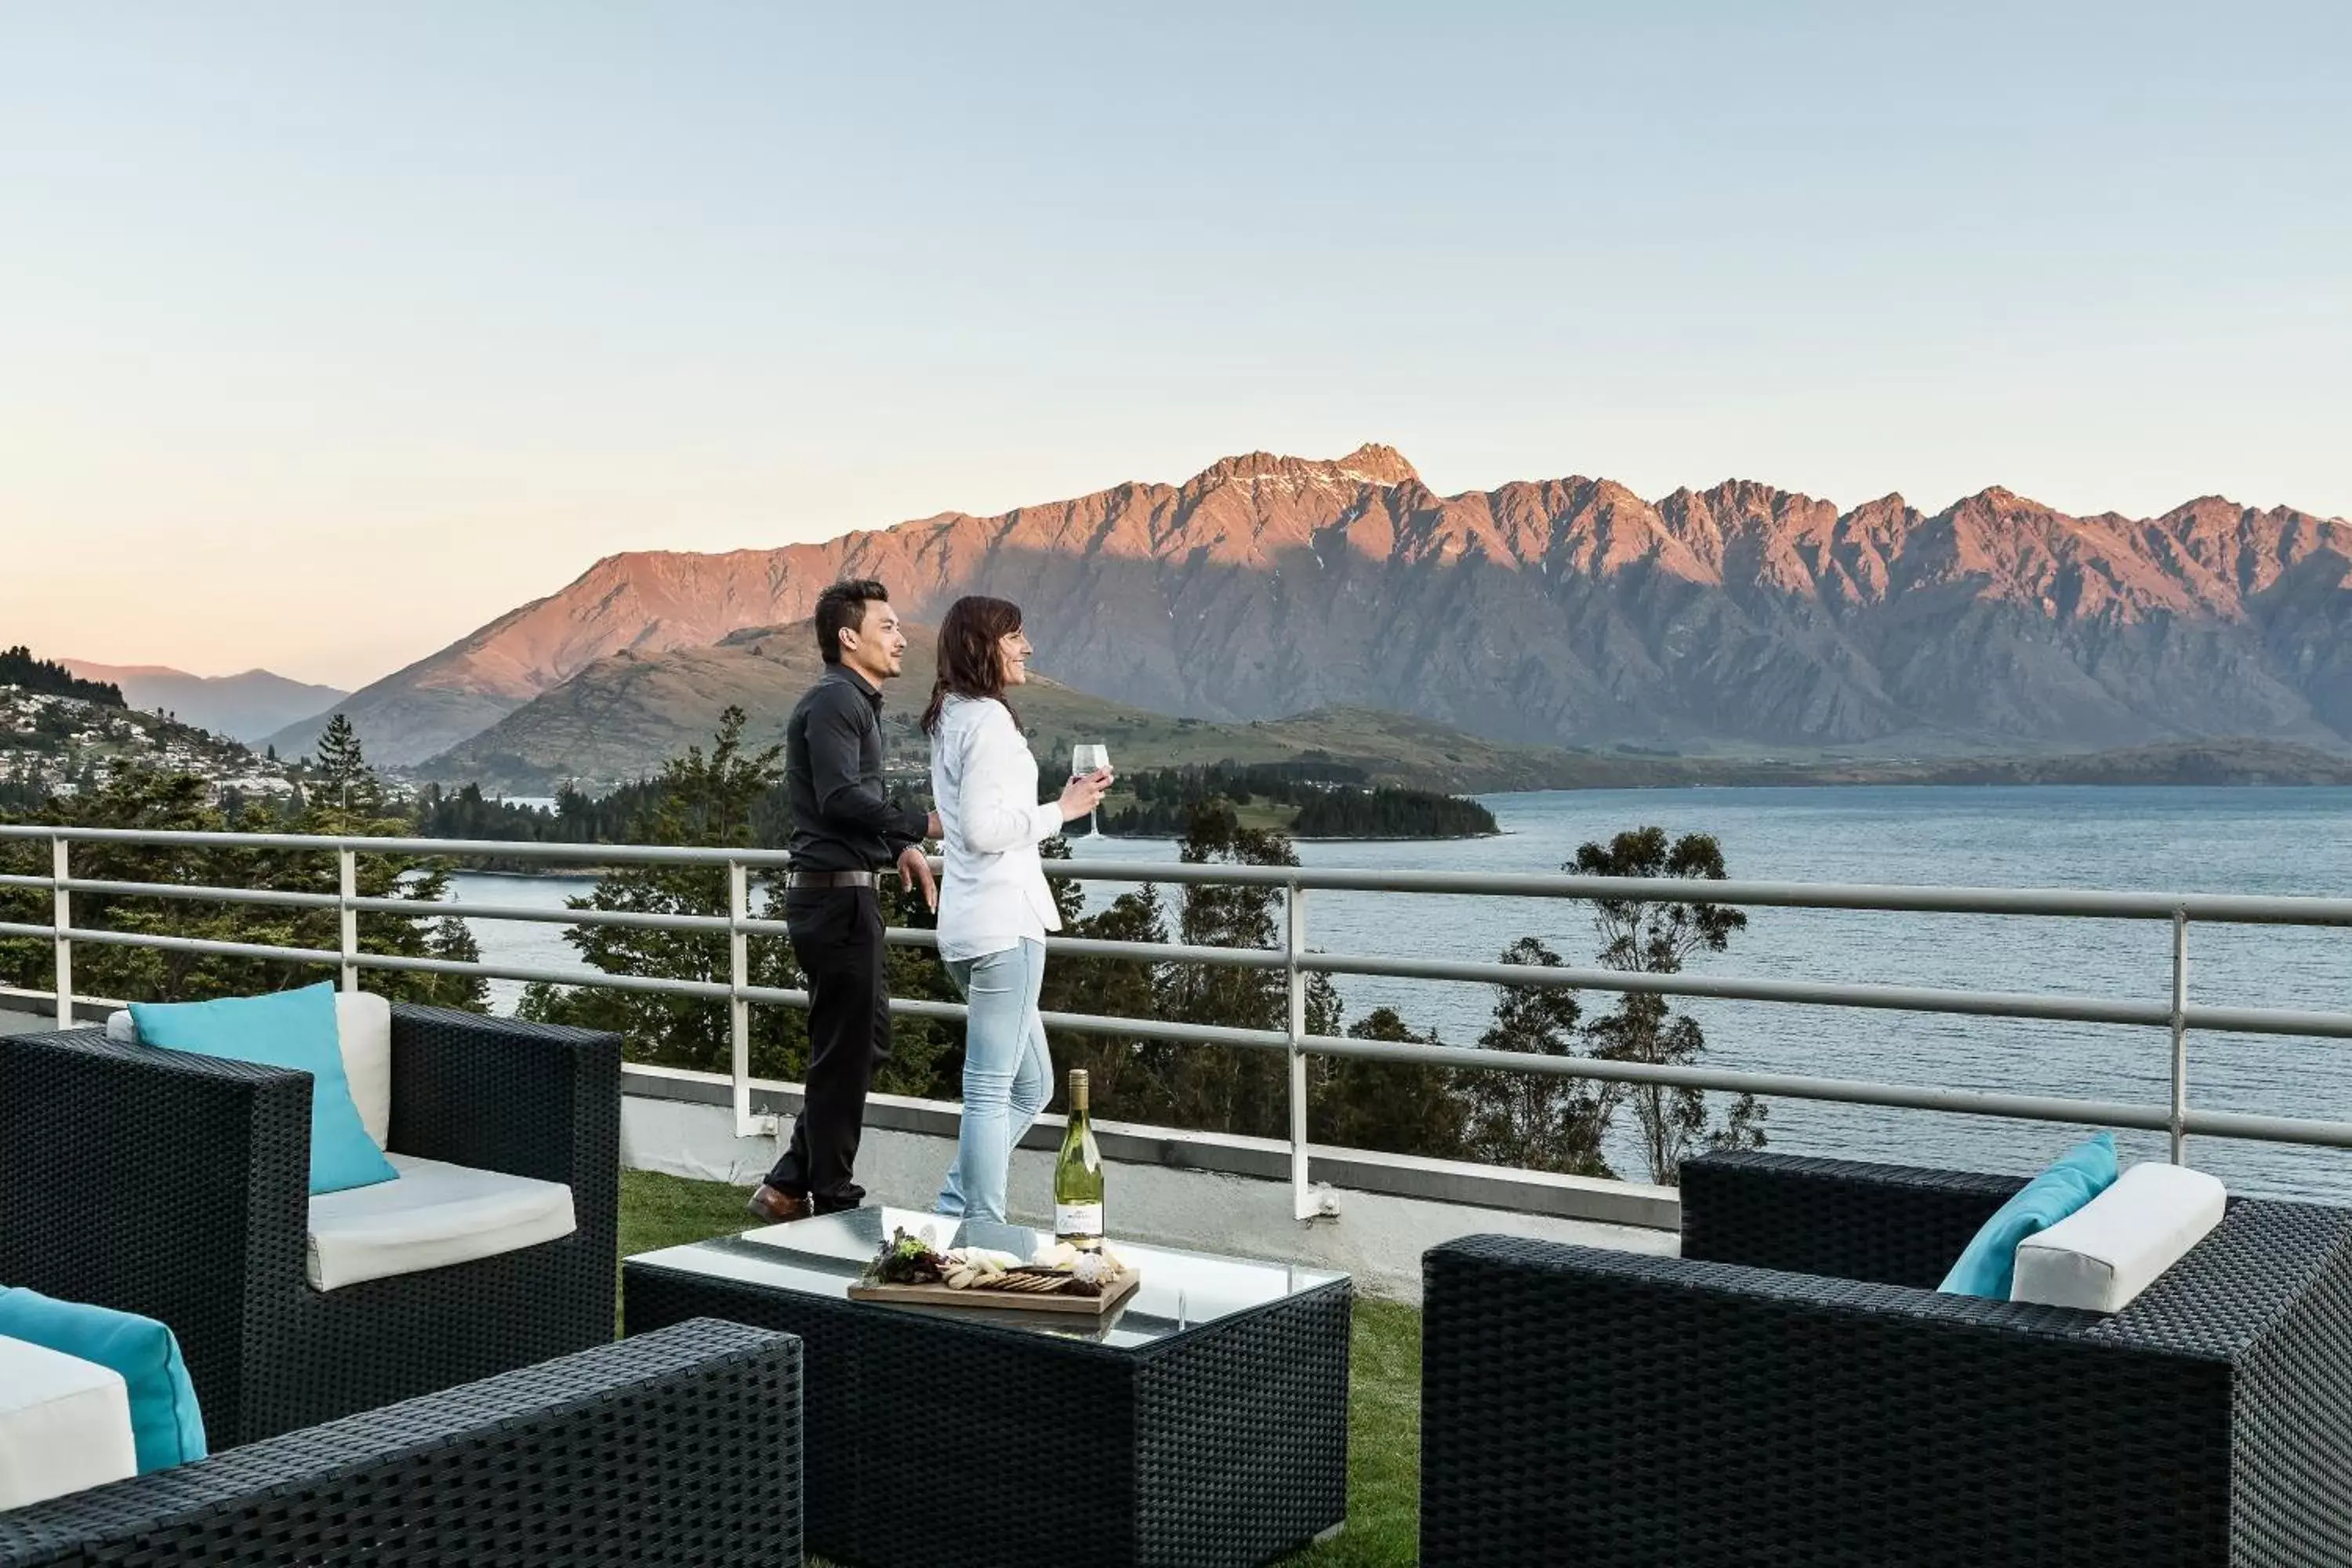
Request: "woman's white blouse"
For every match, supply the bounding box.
[931,695,1064,963]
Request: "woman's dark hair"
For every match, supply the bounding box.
[920,596,1025,736]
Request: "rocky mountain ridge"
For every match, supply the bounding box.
[267,445,2352,765]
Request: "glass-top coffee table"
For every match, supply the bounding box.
[625,1207,1352,1568]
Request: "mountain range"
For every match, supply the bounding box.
[265,444,2352,767]
[67,661,348,745]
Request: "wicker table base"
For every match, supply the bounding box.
[625,1209,1350,1568]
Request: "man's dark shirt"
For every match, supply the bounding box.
[786,663,928,873]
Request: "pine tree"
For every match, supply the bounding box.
[267,713,485,1008]
[309,713,380,818]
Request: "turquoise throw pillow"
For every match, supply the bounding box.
[129,982,397,1196]
[0,1287,206,1473]
[1938,1132,2119,1300]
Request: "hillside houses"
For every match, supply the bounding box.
[0,687,295,802]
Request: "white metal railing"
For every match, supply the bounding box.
[7,824,2352,1221]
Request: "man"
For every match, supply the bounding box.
[749,579,939,1221]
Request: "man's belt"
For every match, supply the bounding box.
[785,869,879,889]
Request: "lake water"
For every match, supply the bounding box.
[448,785,2352,1200]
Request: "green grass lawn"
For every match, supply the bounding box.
[619,1169,1422,1566]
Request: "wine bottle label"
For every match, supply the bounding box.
[1055,1202,1103,1238]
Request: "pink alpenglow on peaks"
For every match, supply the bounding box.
[270,445,2352,769]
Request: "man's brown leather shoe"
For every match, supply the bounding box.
[746,1184,811,1225]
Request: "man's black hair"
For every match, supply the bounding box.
[814,579,891,664]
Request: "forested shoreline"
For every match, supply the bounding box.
[1099,762,1497,840]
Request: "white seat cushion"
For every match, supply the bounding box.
[0,1334,138,1511]
[304,1153,575,1292]
[2010,1161,2227,1313]
[109,989,391,1148]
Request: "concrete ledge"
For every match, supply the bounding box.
[0,993,121,1030]
[622,1062,1679,1232]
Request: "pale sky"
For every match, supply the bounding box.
[2,2,2345,690]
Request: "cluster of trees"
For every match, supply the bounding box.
[408,782,582,845]
[1036,804,1762,1184]
[0,702,1766,1185]
[1290,786,1496,839]
[0,714,485,1010]
[412,758,858,872]
[1116,760,1374,804]
[0,765,52,813]
[1099,760,1498,840]
[0,647,122,706]
[412,778,792,869]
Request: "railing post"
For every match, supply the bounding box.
[728,859,760,1138]
[1287,879,1323,1221]
[51,836,71,1028]
[337,846,358,993]
[2169,909,2189,1164]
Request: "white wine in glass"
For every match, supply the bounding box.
[1071,743,1110,837]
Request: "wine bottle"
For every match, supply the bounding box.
[1054,1068,1105,1249]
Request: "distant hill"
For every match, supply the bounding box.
[412,620,1592,796]
[1763,739,2352,788]
[66,660,347,744]
[281,442,2352,766]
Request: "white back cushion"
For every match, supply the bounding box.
[2011,1161,2226,1313]
[304,1152,575,1292]
[0,1334,138,1511]
[107,989,393,1149]
[334,990,392,1148]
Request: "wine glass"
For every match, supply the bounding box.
[1071,743,1110,837]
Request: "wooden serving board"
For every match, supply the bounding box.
[848,1269,1141,1316]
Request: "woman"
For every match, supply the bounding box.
[921,596,1112,1223]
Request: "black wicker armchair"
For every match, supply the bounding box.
[1421,1150,2352,1568]
[0,1004,621,1446]
[0,1316,801,1568]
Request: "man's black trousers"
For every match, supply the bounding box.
[763,885,890,1210]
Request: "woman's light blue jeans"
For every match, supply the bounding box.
[935,938,1052,1224]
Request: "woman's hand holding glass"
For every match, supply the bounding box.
[1058,767,1112,822]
